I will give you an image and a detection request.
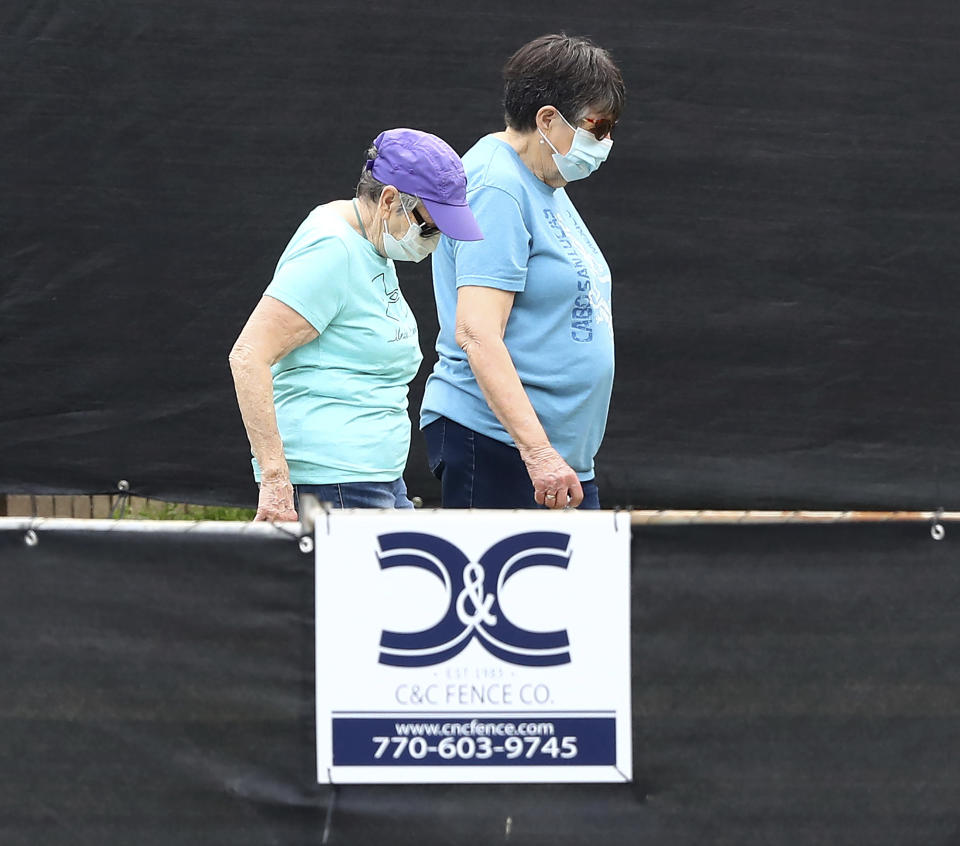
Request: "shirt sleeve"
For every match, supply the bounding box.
[262,236,350,334]
[451,185,530,292]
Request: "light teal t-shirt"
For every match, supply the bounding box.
[420,135,615,479]
[252,203,423,484]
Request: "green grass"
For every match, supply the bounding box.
[125,501,257,521]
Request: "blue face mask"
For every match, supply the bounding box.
[539,112,613,182]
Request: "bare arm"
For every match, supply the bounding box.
[455,285,583,509]
[228,296,319,521]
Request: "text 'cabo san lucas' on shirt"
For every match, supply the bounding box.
[421,134,615,480]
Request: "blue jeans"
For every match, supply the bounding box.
[294,479,414,510]
[423,416,600,509]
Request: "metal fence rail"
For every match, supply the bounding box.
[628,510,959,525]
[2,498,958,528]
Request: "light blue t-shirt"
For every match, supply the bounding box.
[420,135,615,479]
[253,203,422,484]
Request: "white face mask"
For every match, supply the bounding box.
[540,112,613,183]
[382,206,439,263]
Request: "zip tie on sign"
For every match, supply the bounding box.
[109,480,131,519]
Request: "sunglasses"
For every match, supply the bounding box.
[580,116,616,141]
[411,206,441,238]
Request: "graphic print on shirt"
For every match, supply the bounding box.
[542,209,613,343]
[376,273,403,322]
[374,272,418,344]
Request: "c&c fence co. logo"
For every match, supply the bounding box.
[376,532,572,668]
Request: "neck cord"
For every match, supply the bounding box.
[352,198,369,241]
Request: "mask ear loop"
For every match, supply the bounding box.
[375,186,400,254]
[556,111,578,133]
[539,126,561,156]
[388,197,419,241]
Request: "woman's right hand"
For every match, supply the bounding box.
[255,477,299,522]
[230,296,319,524]
[522,445,584,509]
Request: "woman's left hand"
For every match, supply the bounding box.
[524,445,584,509]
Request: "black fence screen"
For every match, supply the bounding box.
[2,1,958,508]
[2,521,956,844]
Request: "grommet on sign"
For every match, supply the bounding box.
[930,508,945,540]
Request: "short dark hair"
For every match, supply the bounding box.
[502,33,625,132]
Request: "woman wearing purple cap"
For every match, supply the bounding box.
[421,34,624,510]
[229,129,482,520]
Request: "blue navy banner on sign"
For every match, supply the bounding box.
[314,511,633,783]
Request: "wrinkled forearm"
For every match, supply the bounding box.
[456,316,583,509]
[228,341,289,481]
[457,326,551,461]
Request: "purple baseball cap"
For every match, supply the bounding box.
[367,128,483,241]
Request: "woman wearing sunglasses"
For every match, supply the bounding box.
[421,34,625,510]
[230,128,482,520]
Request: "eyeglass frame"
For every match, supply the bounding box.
[409,205,441,239]
[579,115,616,141]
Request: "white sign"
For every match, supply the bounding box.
[315,510,632,783]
